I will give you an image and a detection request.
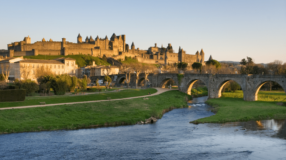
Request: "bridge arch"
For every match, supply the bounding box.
[160,78,176,88]
[253,80,286,101]
[216,79,245,99]
[138,78,145,87]
[116,76,126,86]
[186,79,208,95]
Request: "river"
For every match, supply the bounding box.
[0,98,286,159]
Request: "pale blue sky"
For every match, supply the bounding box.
[0,0,285,63]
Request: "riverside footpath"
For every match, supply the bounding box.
[0,88,173,110]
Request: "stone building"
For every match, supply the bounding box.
[0,57,78,81]
[0,33,205,66]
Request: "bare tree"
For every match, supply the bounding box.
[20,64,32,80]
[130,63,142,88]
[0,63,10,82]
[120,64,133,88]
[35,65,53,78]
[142,64,157,88]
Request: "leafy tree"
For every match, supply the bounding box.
[177,62,188,71]
[102,55,107,62]
[192,62,202,72]
[206,59,221,69]
[15,79,39,96]
[104,75,112,88]
[51,78,67,95]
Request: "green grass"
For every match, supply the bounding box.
[0,90,188,134]
[192,90,286,123]
[221,90,286,102]
[24,55,110,67]
[0,88,157,108]
[191,87,208,97]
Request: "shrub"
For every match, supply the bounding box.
[0,81,7,90]
[51,78,67,95]
[0,89,25,102]
[0,74,5,81]
[15,79,39,96]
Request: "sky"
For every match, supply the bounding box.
[0,0,285,63]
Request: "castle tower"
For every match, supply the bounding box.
[85,36,89,43]
[122,35,126,52]
[131,42,135,50]
[178,47,185,62]
[155,43,157,48]
[77,34,82,43]
[105,35,109,49]
[24,36,31,44]
[90,36,94,42]
[196,50,200,62]
[42,38,46,42]
[49,39,53,42]
[200,49,205,64]
[164,48,168,65]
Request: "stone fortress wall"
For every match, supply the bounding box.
[0,33,205,65]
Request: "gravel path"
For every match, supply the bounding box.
[0,88,174,110]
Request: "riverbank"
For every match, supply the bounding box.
[0,90,188,134]
[191,97,286,123]
[0,88,157,108]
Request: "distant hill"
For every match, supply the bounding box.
[219,61,241,65]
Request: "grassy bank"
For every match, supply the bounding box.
[0,88,157,108]
[192,91,286,123]
[0,90,188,134]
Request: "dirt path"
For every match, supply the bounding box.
[0,88,175,110]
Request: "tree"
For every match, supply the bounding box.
[20,64,32,80]
[141,64,157,88]
[177,62,188,71]
[0,74,5,81]
[15,79,39,96]
[104,75,112,88]
[130,63,142,88]
[206,59,221,69]
[120,64,133,88]
[102,55,107,62]
[0,63,10,82]
[192,62,202,73]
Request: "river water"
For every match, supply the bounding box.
[1,98,286,159]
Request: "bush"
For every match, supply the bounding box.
[51,79,67,95]
[0,89,26,102]
[0,74,5,81]
[15,79,39,96]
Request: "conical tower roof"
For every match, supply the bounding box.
[209,55,213,61]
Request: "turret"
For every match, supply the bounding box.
[131,42,135,49]
[85,36,89,43]
[111,33,116,41]
[24,36,31,44]
[200,49,205,63]
[155,43,157,48]
[77,34,82,43]
[49,38,53,42]
[42,38,46,42]
[90,36,94,42]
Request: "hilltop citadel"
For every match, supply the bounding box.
[0,33,205,65]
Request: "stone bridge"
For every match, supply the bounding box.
[115,73,286,101]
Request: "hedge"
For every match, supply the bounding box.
[0,89,26,102]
